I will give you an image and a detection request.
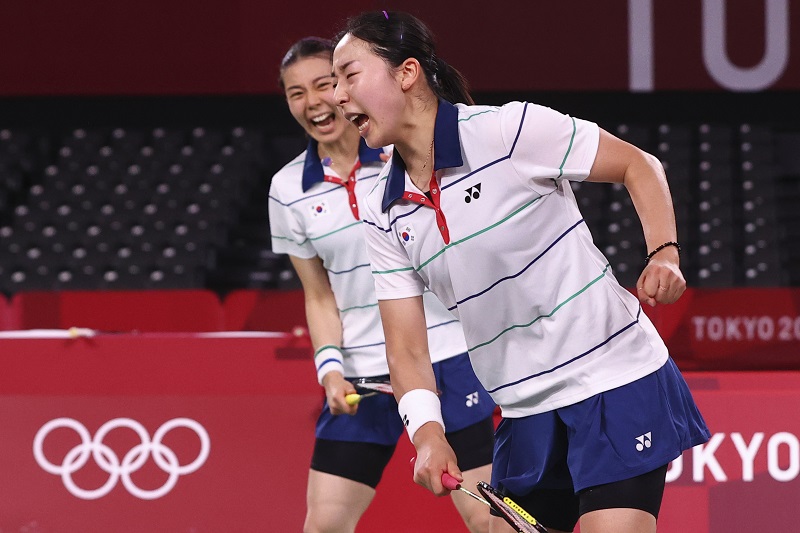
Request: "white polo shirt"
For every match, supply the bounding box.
[361,100,669,418]
[268,138,468,378]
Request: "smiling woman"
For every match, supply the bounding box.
[279,38,355,165]
[267,37,496,533]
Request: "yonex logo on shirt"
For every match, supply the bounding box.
[465,392,480,407]
[464,183,481,203]
[635,432,652,451]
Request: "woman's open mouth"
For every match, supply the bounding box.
[351,114,369,132]
[310,112,336,130]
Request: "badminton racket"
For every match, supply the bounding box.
[345,377,394,405]
[441,474,547,533]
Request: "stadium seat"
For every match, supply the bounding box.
[0,118,795,295]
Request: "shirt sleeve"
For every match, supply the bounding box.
[360,193,426,300]
[500,101,600,195]
[268,181,317,259]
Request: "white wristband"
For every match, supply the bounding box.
[314,345,344,385]
[397,389,445,443]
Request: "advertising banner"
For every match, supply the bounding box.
[0,334,798,531]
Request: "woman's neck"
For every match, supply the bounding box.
[397,100,439,192]
[318,127,362,179]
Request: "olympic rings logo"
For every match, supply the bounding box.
[33,417,210,500]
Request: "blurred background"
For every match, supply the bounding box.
[1,0,798,298]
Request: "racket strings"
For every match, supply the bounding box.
[344,379,395,405]
[357,383,393,394]
[351,379,394,395]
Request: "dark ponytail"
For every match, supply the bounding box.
[429,55,473,106]
[335,11,473,105]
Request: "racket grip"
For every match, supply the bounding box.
[345,393,362,406]
[441,472,461,491]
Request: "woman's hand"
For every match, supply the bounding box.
[321,372,358,415]
[411,423,461,496]
[636,251,686,306]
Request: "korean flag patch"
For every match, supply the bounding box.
[310,201,329,217]
[399,224,416,246]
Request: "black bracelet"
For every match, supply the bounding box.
[645,241,681,265]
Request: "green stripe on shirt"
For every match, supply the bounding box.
[556,117,577,179]
[271,220,362,246]
[416,196,542,271]
[339,302,379,313]
[458,109,498,122]
[468,264,612,352]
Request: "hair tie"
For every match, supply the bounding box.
[382,10,389,19]
[429,53,439,73]
[428,54,441,86]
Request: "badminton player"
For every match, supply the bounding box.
[268,37,495,533]
[331,12,710,533]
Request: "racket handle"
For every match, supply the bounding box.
[442,473,491,507]
[345,393,362,406]
[441,472,461,491]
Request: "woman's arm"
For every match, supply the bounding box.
[379,296,459,496]
[289,254,357,415]
[587,129,686,306]
[290,255,342,348]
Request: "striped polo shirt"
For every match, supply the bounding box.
[360,100,669,418]
[268,138,468,378]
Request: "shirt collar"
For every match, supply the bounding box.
[382,99,463,212]
[301,137,384,192]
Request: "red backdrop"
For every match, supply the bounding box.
[4,288,800,372]
[1,0,798,95]
[0,333,798,532]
